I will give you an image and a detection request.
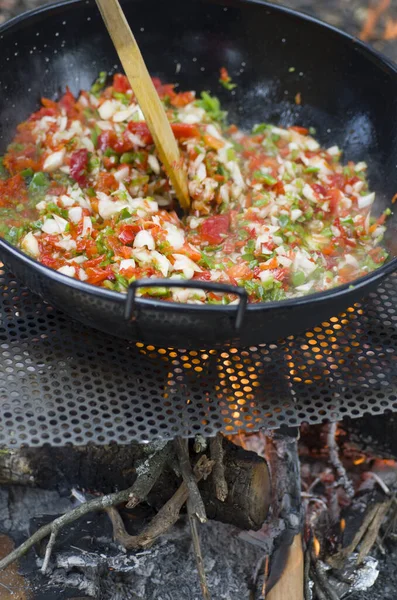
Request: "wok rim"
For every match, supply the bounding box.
[0,0,396,318]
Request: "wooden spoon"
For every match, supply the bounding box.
[95,0,190,212]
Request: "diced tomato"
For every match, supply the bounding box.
[29,107,57,121]
[170,91,195,107]
[41,254,60,269]
[227,263,253,282]
[0,174,28,206]
[85,265,115,285]
[322,244,338,256]
[273,268,289,282]
[97,172,118,193]
[312,183,327,197]
[328,173,345,189]
[171,123,200,139]
[200,214,230,245]
[261,257,279,270]
[118,245,134,259]
[193,270,212,281]
[203,134,224,150]
[113,74,130,93]
[177,242,202,262]
[98,130,118,152]
[59,88,76,115]
[118,224,141,245]
[83,255,107,268]
[76,239,98,257]
[151,77,163,91]
[70,149,88,186]
[338,264,357,282]
[274,181,285,195]
[128,122,153,145]
[41,97,59,111]
[220,67,230,83]
[327,188,342,214]
[369,246,386,264]
[289,126,309,135]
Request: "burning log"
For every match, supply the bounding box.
[0,437,270,532]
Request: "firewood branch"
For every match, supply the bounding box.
[106,454,215,549]
[0,441,172,573]
[327,423,355,498]
[187,498,211,600]
[209,433,228,502]
[175,437,207,523]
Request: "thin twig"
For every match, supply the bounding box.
[357,499,392,564]
[312,559,339,600]
[366,472,391,496]
[41,530,58,574]
[310,568,329,600]
[175,437,207,523]
[126,441,172,509]
[327,501,380,570]
[379,500,397,544]
[209,433,228,502]
[187,499,211,600]
[106,455,215,550]
[327,423,354,498]
[0,441,172,572]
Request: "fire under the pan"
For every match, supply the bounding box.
[1,422,397,599]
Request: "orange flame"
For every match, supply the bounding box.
[313,536,321,557]
[340,518,346,532]
[354,456,366,466]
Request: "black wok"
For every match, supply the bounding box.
[0,0,396,348]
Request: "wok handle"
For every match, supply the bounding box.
[124,278,248,331]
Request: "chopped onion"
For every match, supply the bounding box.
[119,258,136,271]
[291,209,303,222]
[21,232,39,257]
[303,183,317,203]
[345,254,359,268]
[68,206,83,223]
[294,250,317,276]
[43,148,66,172]
[152,250,170,277]
[98,99,119,120]
[172,253,202,279]
[133,230,155,250]
[148,154,160,175]
[164,223,185,249]
[57,265,76,277]
[357,192,375,209]
[82,216,93,237]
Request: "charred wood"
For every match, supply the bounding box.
[0,437,270,532]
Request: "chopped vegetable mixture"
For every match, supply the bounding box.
[0,73,390,304]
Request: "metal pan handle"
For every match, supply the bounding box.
[124,278,248,331]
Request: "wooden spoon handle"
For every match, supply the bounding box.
[95,0,190,211]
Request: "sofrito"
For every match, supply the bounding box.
[0,73,389,304]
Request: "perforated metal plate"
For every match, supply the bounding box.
[1,263,397,447]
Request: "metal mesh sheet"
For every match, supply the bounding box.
[1,263,397,448]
